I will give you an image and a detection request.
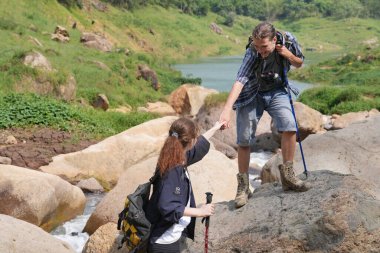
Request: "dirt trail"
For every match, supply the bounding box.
[0,128,98,169]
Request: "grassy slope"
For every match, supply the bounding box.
[295,46,380,114]
[0,1,379,135]
[0,1,250,107]
[0,1,253,138]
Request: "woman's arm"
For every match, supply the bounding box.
[183,203,215,218]
[202,121,225,140]
[157,169,186,223]
[186,121,225,166]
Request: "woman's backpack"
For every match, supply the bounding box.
[117,172,159,253]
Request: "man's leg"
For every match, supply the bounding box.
[235,100,259,208]
[235,146,252,208]
[266,88,310,192]
[281,131,296,163]
[238,146,250,174]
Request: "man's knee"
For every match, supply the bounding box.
[282,131,296,135]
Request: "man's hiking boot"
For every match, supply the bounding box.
[234,173,252,208]
[279,161,311,192]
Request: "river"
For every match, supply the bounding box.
[51,55,314,252]
[174,55,314,93]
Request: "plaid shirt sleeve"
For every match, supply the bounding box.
[236,48,257,86]
[285,32,304,62]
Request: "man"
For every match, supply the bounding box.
[219,22,310,208]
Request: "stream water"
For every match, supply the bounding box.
[51,55,314,252]
[51,193,104,253]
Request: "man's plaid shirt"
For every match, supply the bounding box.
[233,32,304,110]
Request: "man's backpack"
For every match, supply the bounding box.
[117,172,159,253]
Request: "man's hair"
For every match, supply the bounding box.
[252,22,276,40]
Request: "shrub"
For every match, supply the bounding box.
[0,93,157,138]
[174,77,202,85]
[299,85,380,114]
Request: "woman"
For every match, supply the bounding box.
[146,117,224,253]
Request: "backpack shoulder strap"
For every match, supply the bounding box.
[149,169,160,184]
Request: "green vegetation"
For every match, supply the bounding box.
[0,93,157,138]
[298,85,380,115]
[103,0,380,20]
[296,47,380,114]
[0,0,248,137]
[204,93,229,108]
[0,0,379,138]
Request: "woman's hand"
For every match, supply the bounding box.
[199,203,215,217]
[202,121,226,140]
[212,120,226,131]
[184,204,215,217]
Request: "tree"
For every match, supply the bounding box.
[329,0,364,19]
[263,0,285,21]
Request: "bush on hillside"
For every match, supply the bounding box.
[0,93,157,138]
[174,77,202,85]
[57,0,83,8]
[298,85,380,114]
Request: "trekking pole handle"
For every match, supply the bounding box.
[206,192,213,204]
[205,192,213,227]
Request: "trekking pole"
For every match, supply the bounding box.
[203,192,213,253]
[282,66,308,178]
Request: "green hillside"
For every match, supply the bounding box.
[0,0,379,138]
[0,0,251,138]
[0,0,249,105]
[295,46,380,114]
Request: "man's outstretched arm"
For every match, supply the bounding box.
[219,81,244,129]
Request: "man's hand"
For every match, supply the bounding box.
[275,45,292,59]
[218,81,244,130]
[275,45,303,68]
[219,107,232,130]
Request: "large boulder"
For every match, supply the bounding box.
[136,64,160,91]
[185,171,380,252]
[80,32,113,52]
[0,156,12,165]
[169,84,218,117]
[40,116,178,187]
[271,102,325,143]
[51,25,70,43]
[91,93,109,111]
[0,214,75,253]
[23,51,53,71]
[331,109,380,130]
[196,102,279,152]
[137,101,176,116]
[84,149,238,234]
[210,22,223,34]
[57,74,77,101]
[262,115,380,198]
[21,52,77,101]
[0,165,85,231]
[82,223,121,253]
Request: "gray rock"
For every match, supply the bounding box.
[184,171,380,252]
[76,177,104,193]
[263,115,380,199]
[0,156,11,165]
[0,214,75,253]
